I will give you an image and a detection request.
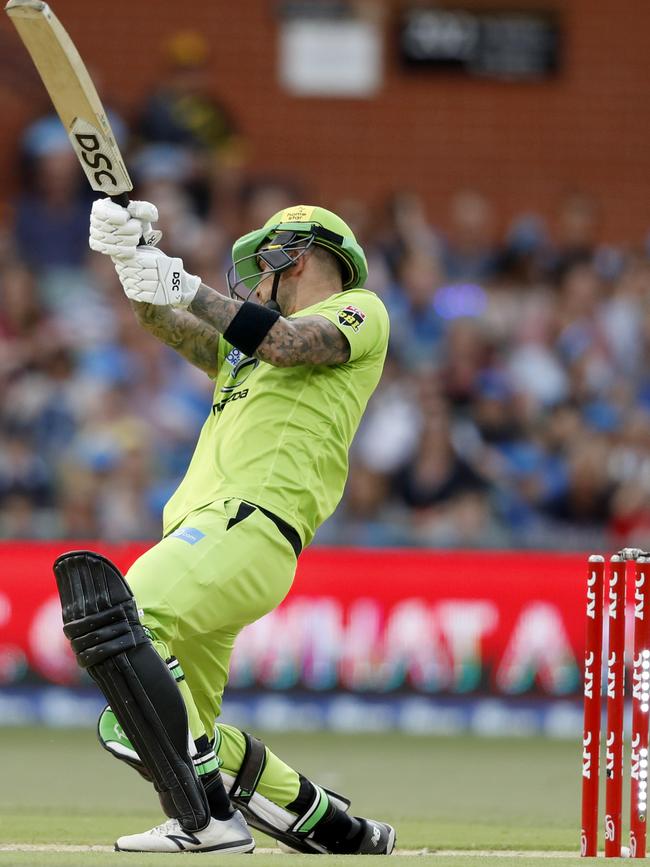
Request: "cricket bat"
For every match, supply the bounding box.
[5,0,133,206]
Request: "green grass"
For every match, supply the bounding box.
[0,727,586,865]
[0,858,587,867]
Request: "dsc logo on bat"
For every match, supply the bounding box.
[71,118,131,195]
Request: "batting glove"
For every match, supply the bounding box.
[114,246,201,308]
[89,198,162,259]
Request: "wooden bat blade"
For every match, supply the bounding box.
[6,0,132,198]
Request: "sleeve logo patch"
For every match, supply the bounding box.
[338,305,366,332]
[225,348,242,367]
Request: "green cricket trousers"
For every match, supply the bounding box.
[125,497,302,806]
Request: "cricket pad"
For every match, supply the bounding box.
[53,550,210,832]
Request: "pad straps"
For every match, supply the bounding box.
[230,732,267,804]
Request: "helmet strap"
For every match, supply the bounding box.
[265,271,283,313]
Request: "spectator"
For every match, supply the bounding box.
[139,31,239,155]
[13,110,126,272]
[550,191,600,278]
[137,30,246,218]
[4,116,650,553]
[442,189,500,282]
[0,430,53,506]
[394,406,489,512]
[13,142,90,271]
[384,249,445,366]
[541,437,615,527]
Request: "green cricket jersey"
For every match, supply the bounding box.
[162,289,389,546]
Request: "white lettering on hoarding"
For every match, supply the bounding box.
[230,597,500,692]
[495,603,576,694]
[1,580,591,695]
[28,595,79,684]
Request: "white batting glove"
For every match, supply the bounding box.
[114,246,201,308]
[89,198,163,259]
[126,200,163,247]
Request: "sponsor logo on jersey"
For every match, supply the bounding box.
[222,356,259,394]
[225,348,242,367]
[338,305,366,332]
[213,389,249,414]
[213,354,258,413]
[169,527,206,545]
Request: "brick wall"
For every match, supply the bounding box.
[1,0,649,241]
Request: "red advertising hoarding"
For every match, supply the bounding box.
[0,543,594,697]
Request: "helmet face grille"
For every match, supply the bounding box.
[258,231,305,272]
[226,232,315,302]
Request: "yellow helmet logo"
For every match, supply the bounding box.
[279,205,315,223]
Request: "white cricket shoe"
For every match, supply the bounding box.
[115,809,255,853]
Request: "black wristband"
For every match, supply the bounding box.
[223,301,281,357]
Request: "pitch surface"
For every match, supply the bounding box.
[0,727,592,865]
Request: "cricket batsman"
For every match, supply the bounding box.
[53,198,392,854]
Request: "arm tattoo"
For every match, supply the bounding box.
[189,284,242,334]
[130,300,220,376]
[258,315,350,367]
[189,285,350,368]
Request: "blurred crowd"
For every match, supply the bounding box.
[2,33,650,550]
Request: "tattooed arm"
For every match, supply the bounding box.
[256,314,350,367]
[131,300,221,376]
[189,285,350,367]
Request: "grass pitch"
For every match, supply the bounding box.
[0,727,584,866]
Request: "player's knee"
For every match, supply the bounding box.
[134,599,176,649]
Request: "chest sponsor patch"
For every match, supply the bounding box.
[338,305,366,332]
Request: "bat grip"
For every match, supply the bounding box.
[110,192,145,246]
[111,192,130,207]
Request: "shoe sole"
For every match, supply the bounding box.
[385,826,396,855]
[115,839,255,854]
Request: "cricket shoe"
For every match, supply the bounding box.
[353,818,396,854]
[277,818,396,856]
[114,809,255,853]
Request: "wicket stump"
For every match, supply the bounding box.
[581,549,650,858]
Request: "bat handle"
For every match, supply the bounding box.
[110,192,145,246]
